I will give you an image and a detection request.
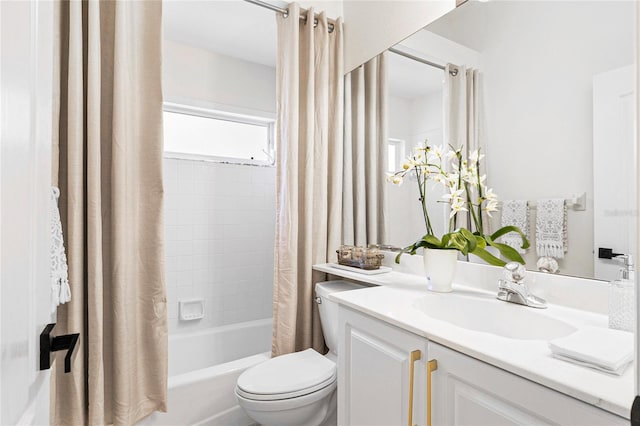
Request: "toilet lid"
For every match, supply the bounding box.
[236,349,336,401]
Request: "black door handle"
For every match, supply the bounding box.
[598,247,625,259]
[39,323,79,373]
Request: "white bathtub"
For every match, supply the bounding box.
[139,318,272,426]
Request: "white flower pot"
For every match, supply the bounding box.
[423,248,458,293]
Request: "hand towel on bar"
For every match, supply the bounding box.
[548,327,633,376]
[51,187,71,314]
[500,200,529,254]
[535,198,567,258]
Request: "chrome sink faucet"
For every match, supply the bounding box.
[497,262,547,309]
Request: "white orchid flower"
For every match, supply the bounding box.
[484,187,498,201]
[427,152,439,163]
[469,149,485,165]
[442,187,465,202]
[431,144,444,159]
[461,167,475,184]
[450,197,468,218]
[483,199,499,217]
[429,173,445,185]
[446,173,460,186]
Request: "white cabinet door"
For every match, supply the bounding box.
[429,342,627,426]
[338,306,429,426]
[0,1,54,424]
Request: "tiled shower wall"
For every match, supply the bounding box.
[163,158,275,334]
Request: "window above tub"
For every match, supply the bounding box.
[163,102,275,166]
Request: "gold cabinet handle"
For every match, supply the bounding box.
[427,359,438,426]
[408,350,422,426]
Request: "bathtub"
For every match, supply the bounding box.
[139,318,272,426]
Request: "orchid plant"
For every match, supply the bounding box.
[387,142,529,266]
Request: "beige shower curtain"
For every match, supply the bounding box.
[343,54,389,246]
[272,4,344,356]
[445,64,483,229]
[445,64,481,154]
[51,1,167,424]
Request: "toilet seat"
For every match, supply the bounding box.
[236,349,336,401]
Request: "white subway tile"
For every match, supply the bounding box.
[165,159,275,333]
[176,269,193,286]
[193,239,208,255]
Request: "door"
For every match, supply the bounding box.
[1,1,54,424]
[338,307,428,426]
[593,65,636,281]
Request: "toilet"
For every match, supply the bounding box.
[235,280,363,426]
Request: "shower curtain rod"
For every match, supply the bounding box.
[243,0,335,32]
[389,47,458,76]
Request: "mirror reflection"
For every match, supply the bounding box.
[385,0,636,280]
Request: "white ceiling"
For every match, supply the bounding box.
[163,0,280,67]
[425,0,488,52]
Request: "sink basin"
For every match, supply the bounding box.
[412,291,577,341]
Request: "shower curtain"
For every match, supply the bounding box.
[272,4,344,356]
[445,64,483,229]
[343,53,389,247]
[51,1,167,424]
[445,64,481,155]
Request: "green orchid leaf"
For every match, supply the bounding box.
[490,226,530,250]
[470,246,507,266]
[485,236,526,264]
[441,233,451,248]
[459,228,477,252]
[422,235,443,248]
[474,235,487,248]
[448,233,469,255]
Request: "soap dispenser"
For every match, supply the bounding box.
[608,254,635,332]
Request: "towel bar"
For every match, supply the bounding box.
[496,192,586,211]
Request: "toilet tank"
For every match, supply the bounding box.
[315,280,364,355]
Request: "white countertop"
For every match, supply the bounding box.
[314,263,634,419]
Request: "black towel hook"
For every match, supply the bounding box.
[39,323,79,373]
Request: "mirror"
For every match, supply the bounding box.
[385,0,636,280]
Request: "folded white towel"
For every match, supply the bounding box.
[51,187,71,314]
[536,198,567,258]
[500,200,529,253]
[551,353,629,376]
[548,327,633,375]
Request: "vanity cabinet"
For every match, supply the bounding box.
[429,342,626,426]
[338,306,429,426]
[338,306,627,426]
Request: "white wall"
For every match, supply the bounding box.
[162,40,276,333]
[163,39,276,115]
[163,159,275,333]
[478,1,635,277]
